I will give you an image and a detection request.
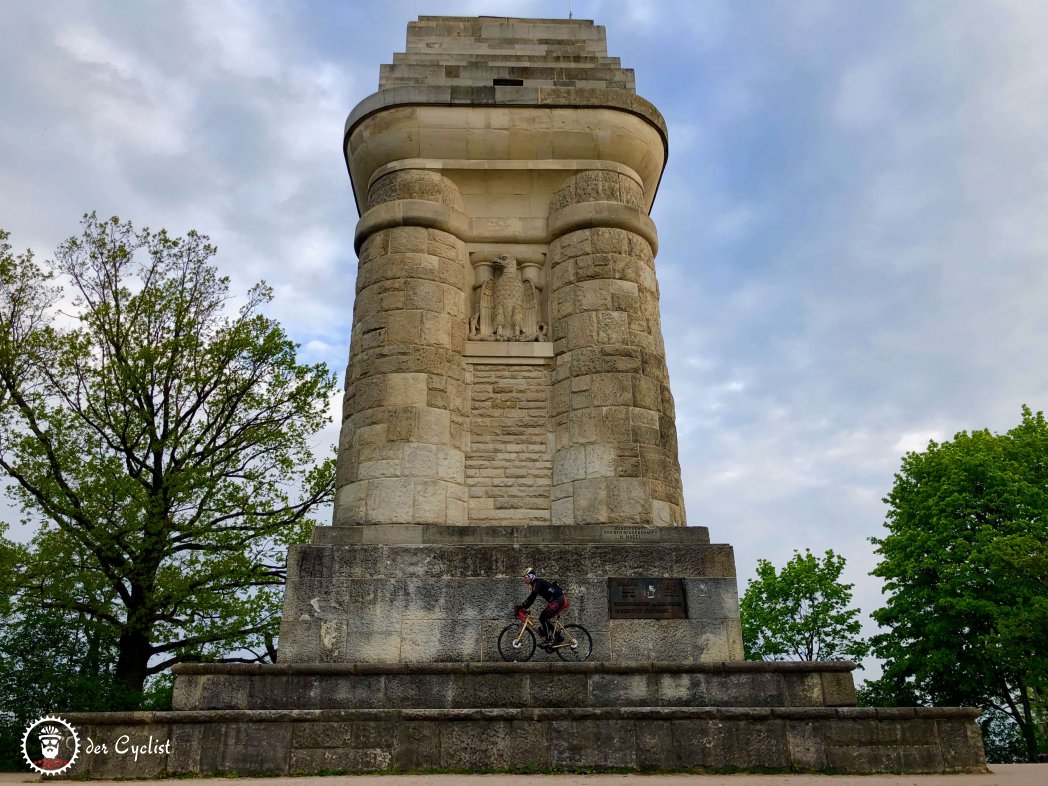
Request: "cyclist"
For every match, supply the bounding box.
[517,567,568,648]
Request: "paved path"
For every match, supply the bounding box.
[1,764,1046,785]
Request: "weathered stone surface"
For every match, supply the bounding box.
[335,196,470,526]
[335,10,685,535]
[314,521,711,545]
[278,539,743,663]
[783,672,825,707]
[440,720,513,769]
[197,673,248,710]
[171,661,862,711]
[544,175,684,527]
[937,715,990,771]
[658,672,708,707]
[217,722,293,774]
[706,669,786,707]
[465,363,552,525]
[392,720,439,769]
[166,724,205,774]
[589,672,658,707]
[822,670,859,706]
[61,702,986,778]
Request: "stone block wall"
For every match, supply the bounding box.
[41,18,989,782]
[61,705,987,777]
[276,531,744,664]
[465,363,552,525]
[380,17,635,92]
[548,171,686,526]
[338,17,677,530]
[171,662,859,712]
[334,169,471,526]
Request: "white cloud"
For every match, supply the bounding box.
[185,0,283,79]
[893,430,942,455]
[51,24,195,157]
[833,58,897,131]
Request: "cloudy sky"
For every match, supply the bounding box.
[2,0,1046,669]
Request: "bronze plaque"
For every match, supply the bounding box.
[608,578,689,619]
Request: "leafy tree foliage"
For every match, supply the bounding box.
[0,596,177,769]
[0,533,173,767]
[0,608,116,769]
[978,708,1031,765]
[869,407,1048,761]
[0,216,336,707]
[740,548,869,662]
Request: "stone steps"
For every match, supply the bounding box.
[170,661,858,712]
[381,77,633,90]
[392,52,624,66]
[377,15,635,92]
[62,704,986,777]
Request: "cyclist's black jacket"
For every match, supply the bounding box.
[522,578,564,609]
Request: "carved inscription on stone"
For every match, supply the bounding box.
[600,526,661,542]
[470,254,547,341]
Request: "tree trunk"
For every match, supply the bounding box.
[113,628,150,709]
[1018,683,1040,762]
[78,616,101,678]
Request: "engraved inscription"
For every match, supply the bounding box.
[600,526,660,542]
[608,578,688,619]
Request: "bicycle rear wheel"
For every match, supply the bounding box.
[555,624,592,662]
[497,623,536,662]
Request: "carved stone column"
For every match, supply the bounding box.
[548,170,686,526]
[334,168,470,525]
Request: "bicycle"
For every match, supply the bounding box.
[497,606,592,662]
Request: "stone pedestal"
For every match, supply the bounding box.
[64,661,985,777]
[276,524,742,664]
[63,705,986,777]
[170,661,860,712]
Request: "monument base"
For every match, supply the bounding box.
[277,524,745,664]
[170,661,857,711]
[62,707,986,778]
[59,662,986,777]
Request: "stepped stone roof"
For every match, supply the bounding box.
[379,16,636,92]
[342,15,668,213]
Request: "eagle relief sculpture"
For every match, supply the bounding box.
[469,254,547,341]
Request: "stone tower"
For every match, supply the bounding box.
[276,15,742,664]
[334,16,684,530]
[65,18,985,777]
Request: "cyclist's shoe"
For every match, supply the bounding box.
[554,631,565,646]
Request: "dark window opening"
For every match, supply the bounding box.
[493,78,524,86]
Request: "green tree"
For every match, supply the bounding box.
[0,607,118,770]
[870,407,1048,761]
[0,216,336,708]
[977,708,1029,765]
[739,548,869,662]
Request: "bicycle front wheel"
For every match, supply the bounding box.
[498,623,536,662]
[556,624,593,662]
